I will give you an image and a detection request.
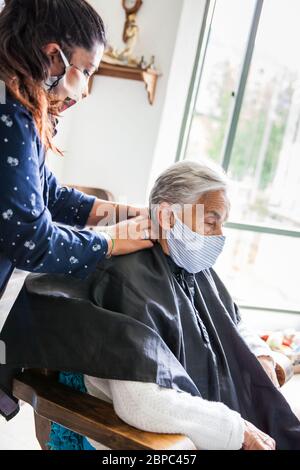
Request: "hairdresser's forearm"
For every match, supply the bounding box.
[87,200,148,226]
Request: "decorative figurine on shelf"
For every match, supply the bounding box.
[122,13,139,55]
[138,55,148,70]
[95,0,161,105]
[148,55,156,70]
[102,0,156,70]
[103,11,140,67]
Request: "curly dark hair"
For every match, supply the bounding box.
[0,0,106,152]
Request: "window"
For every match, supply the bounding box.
[179,0,300,313]
[215,229,300,313]
[184,0,256,166]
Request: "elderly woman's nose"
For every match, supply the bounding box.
[214,226,224,236]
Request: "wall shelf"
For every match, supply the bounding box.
[92,62,161,105]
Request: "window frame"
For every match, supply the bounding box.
[177,0,300,314]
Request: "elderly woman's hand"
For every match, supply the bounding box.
[257,355,280,389]
[243,420,276,450]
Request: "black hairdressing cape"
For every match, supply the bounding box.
[0,243,300,449]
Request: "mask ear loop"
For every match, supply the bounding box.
[59,49,71,68]
[45,49,70,91]
[45,76,63,92]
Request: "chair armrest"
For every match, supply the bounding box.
[272,352,294,386]
[13,371,195,451]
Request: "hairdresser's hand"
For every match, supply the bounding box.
[102,216,154,256]
[257,355,280,389]
[243,420,276,450]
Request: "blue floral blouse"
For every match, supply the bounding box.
[0,93,108,295]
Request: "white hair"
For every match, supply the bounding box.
[149,160,229,207]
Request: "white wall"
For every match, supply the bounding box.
[148,0,207,193]
[48,0,206,205]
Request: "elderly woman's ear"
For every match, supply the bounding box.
[157,203,176,232]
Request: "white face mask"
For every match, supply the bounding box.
[45,49,89,111]
[167,216,226,274]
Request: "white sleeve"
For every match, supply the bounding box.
[108,380,245,450]
[237,320,274,361]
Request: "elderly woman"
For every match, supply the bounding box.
[83,160,298,450]
[1,161,300,450]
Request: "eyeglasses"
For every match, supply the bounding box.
[59,49,91,79]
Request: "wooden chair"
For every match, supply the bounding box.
[13,369,195,450]
[68,185,114,202]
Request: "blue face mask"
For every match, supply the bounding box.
[167,216,226,274]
